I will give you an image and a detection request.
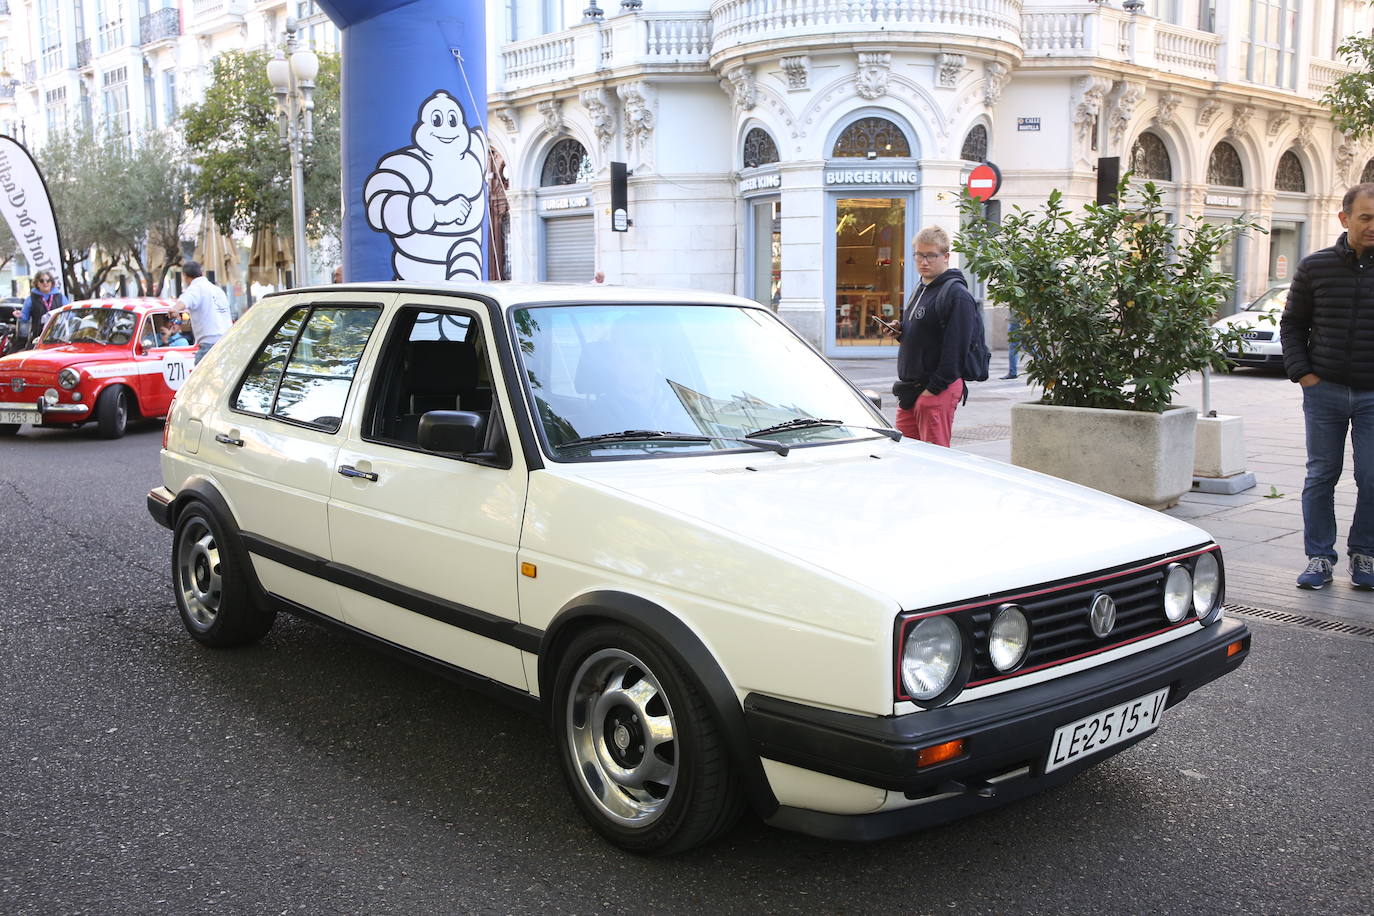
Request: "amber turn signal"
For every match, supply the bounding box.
[1226,640,1244,657]
[916,738,965,769]
[520,562,537,578]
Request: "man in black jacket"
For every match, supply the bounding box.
[1280,183,1374,589]
[883,225,977,446]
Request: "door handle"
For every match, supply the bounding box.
[337,464,379,482]
[214,433,244,447]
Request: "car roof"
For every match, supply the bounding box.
[264,280,760,311]
[54,297,181,315]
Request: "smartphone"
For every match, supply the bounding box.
[871,315,899,332]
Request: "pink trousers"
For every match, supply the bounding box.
[895,379,963,447]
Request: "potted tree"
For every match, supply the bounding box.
[954,180,1256,509]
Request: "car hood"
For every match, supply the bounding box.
[570,438,1210,610]
[1211,311,1280,332]
[0,344,119,373]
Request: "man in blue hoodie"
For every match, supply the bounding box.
[883,225,977,446]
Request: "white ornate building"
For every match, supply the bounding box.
[489,0,1374,354]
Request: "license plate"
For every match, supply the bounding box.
[1044,687,1170,773]
[0,407,39,425]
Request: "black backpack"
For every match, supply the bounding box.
[938,276,991,384]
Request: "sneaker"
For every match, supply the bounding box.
[1000,373,1018,380]
[1297,556,1334,589]
[1351,554,1374,590]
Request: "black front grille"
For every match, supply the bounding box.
[966,564,1171,684]
[893,546,1222,702]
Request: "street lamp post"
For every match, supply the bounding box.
[267,18,318,287]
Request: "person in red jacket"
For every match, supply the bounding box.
[1281,183,1374,590]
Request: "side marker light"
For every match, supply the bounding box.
[917,738,966,769]
[520,562,537,578]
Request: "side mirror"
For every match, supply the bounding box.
[417,410,485,455]
[861,388,883,409]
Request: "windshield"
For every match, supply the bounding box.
[513,303,883,459]
[42,308,140,347]
[1243,286,1288,313]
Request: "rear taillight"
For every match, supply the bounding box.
[162,396,174,449]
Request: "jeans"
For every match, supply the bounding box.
[194,335,221,365]
[1007,319,1021,376]
[1301,380,1374,560]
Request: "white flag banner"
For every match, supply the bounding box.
[0,135,64,294]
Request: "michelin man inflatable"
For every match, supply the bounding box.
[363,90,487,281]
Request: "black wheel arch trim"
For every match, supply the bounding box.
[155,478,274,607]
[539,590,780,818]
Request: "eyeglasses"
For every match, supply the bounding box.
[36,277,53,284]
[914,251,948,262]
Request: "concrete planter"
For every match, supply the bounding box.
[1011,402,1199,510]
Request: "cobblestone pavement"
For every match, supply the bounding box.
[832,351,1374,630]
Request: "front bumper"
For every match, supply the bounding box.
[0,399,90,425]
[747,616,1250,841]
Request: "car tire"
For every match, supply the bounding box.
[95,385,129,439]
[172,503,276,647]
[0,423,18,436]
[552,624,745,855]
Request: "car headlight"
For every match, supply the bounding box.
[1193,551,1222,621]
[901,615,962,702]
[1163,563,1192,623]
[989,604,1029,672]
[58,367,80,390]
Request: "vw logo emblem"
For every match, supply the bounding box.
[8,378,22,393]
[1089,592,1117,638]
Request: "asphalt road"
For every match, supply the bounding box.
[1,422,1371,915]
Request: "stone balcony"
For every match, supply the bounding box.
[500,11,713,96]
[708,0,1024,70]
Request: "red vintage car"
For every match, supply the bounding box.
[0,297,197,438]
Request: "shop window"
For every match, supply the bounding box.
[1275,150,1305,193]
[743,127,779,169]
[1130,132,1172,181]
[960,124,988,163]
[541,138,593,186]
[1207,141,1244,187]
[832,117,911,158]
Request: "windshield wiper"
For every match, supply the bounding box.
[559,429,790,456]
[746,417,901,441]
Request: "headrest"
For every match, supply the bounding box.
[407,340,478,393]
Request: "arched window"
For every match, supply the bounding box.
[1361,158,1374,184]
[1207,141,1244,187]
[742,127,779,169]
[831,117,911,158]
[960,124,988,162]
[540,138,593,186]
[1129,132,1172,181]
[1275,150,1306,192]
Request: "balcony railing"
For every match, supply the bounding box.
[1024,6,1220,80]
[141,7,181,46]
[710,0,1022,53]
[501,12,712,92]
[1309,58,1352,94]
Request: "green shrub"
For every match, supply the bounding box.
[955,179,1259,413]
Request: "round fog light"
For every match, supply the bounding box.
[42,388,59,406]
[1193,551,1221,620]
[902,615,962,702]
[1163,563,1192,622]
[989,604,1029,672]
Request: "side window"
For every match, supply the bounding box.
[234,307,308,416]
[233,305,382,432]
[365,305,499,450]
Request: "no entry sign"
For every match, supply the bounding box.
[966,162,1002,201]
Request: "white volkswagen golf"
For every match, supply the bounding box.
[148,281,1250,854]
